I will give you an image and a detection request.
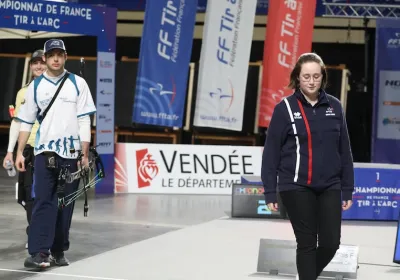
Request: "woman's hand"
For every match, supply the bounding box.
[267,203,279,212]
[2,152,14,169]
[342,200,353,211]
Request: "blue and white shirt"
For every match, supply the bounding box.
[17,69,96,159]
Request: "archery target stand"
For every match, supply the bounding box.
[0,0,117,195]
[256,239,359,279]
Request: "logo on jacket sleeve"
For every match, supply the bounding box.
[293,112,302,119]
[325,107,335,116]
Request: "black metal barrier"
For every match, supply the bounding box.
[231,183,287,219]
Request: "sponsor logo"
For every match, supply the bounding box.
[99,114,112,122]
[149,83,174,96]
[235,187,264,195]
[98,142,111,147]
[325,107,335,116]
[134,149,254,189]
[100,78,112,83]
[148,81,177,107]
[382,117,400,125]
[293,112,302,119]
[136,149,159,188]
[209,79,234,112]
[385,79,400,89]
[50,41,61,46]
[388,33,400,48]
[100,90,112,95]
[100,60,113,68]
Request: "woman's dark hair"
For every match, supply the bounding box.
[287,52,328,90]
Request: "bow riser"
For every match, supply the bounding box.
[56,146,105,216]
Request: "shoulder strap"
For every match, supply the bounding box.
[41,72,70,122]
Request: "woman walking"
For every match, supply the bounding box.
[261,53,354,280]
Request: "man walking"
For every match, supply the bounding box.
[15,39,96,269]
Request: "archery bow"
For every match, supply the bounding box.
[56,58,106,216]
[57,146,105,216]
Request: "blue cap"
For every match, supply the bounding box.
[44,39,66,54]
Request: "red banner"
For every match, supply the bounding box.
[258,0,317,127]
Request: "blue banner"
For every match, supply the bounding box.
[132,0,196,127]
[371,19,400,164]
[342,164,400,221]
[0,0,112,36]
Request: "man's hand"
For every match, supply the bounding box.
[15,131,30,172]
[15,152,25,172]
[267,203,279,212]
[3,152,14,169]
[342,200,353,211]
[78,156,90,171]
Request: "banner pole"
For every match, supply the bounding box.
[254,64,263,134]
[363,17,370,93]
[184,63,195,132]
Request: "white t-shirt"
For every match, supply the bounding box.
[17,69,96,159]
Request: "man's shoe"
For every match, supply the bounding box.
[24,253,50,269]
[50,252,70,266]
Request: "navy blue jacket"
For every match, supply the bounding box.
[261,90,354,204]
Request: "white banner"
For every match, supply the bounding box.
[96,51,115,154]
[114,143,262,194]
[193,0,257,131]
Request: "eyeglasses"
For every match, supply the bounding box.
[300,74,322,83]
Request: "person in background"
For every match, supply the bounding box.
[15,39,96,269]
[2,50,46,249]
[261,52,354,280]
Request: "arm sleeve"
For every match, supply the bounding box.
[339,106,355,201]
[261,105,285,204]
[78,115,91,142]
[77,78,96,118]
[7,88,25,152]
[7,120,21,152]
[14,87,25,116]
[15,82,37,132]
